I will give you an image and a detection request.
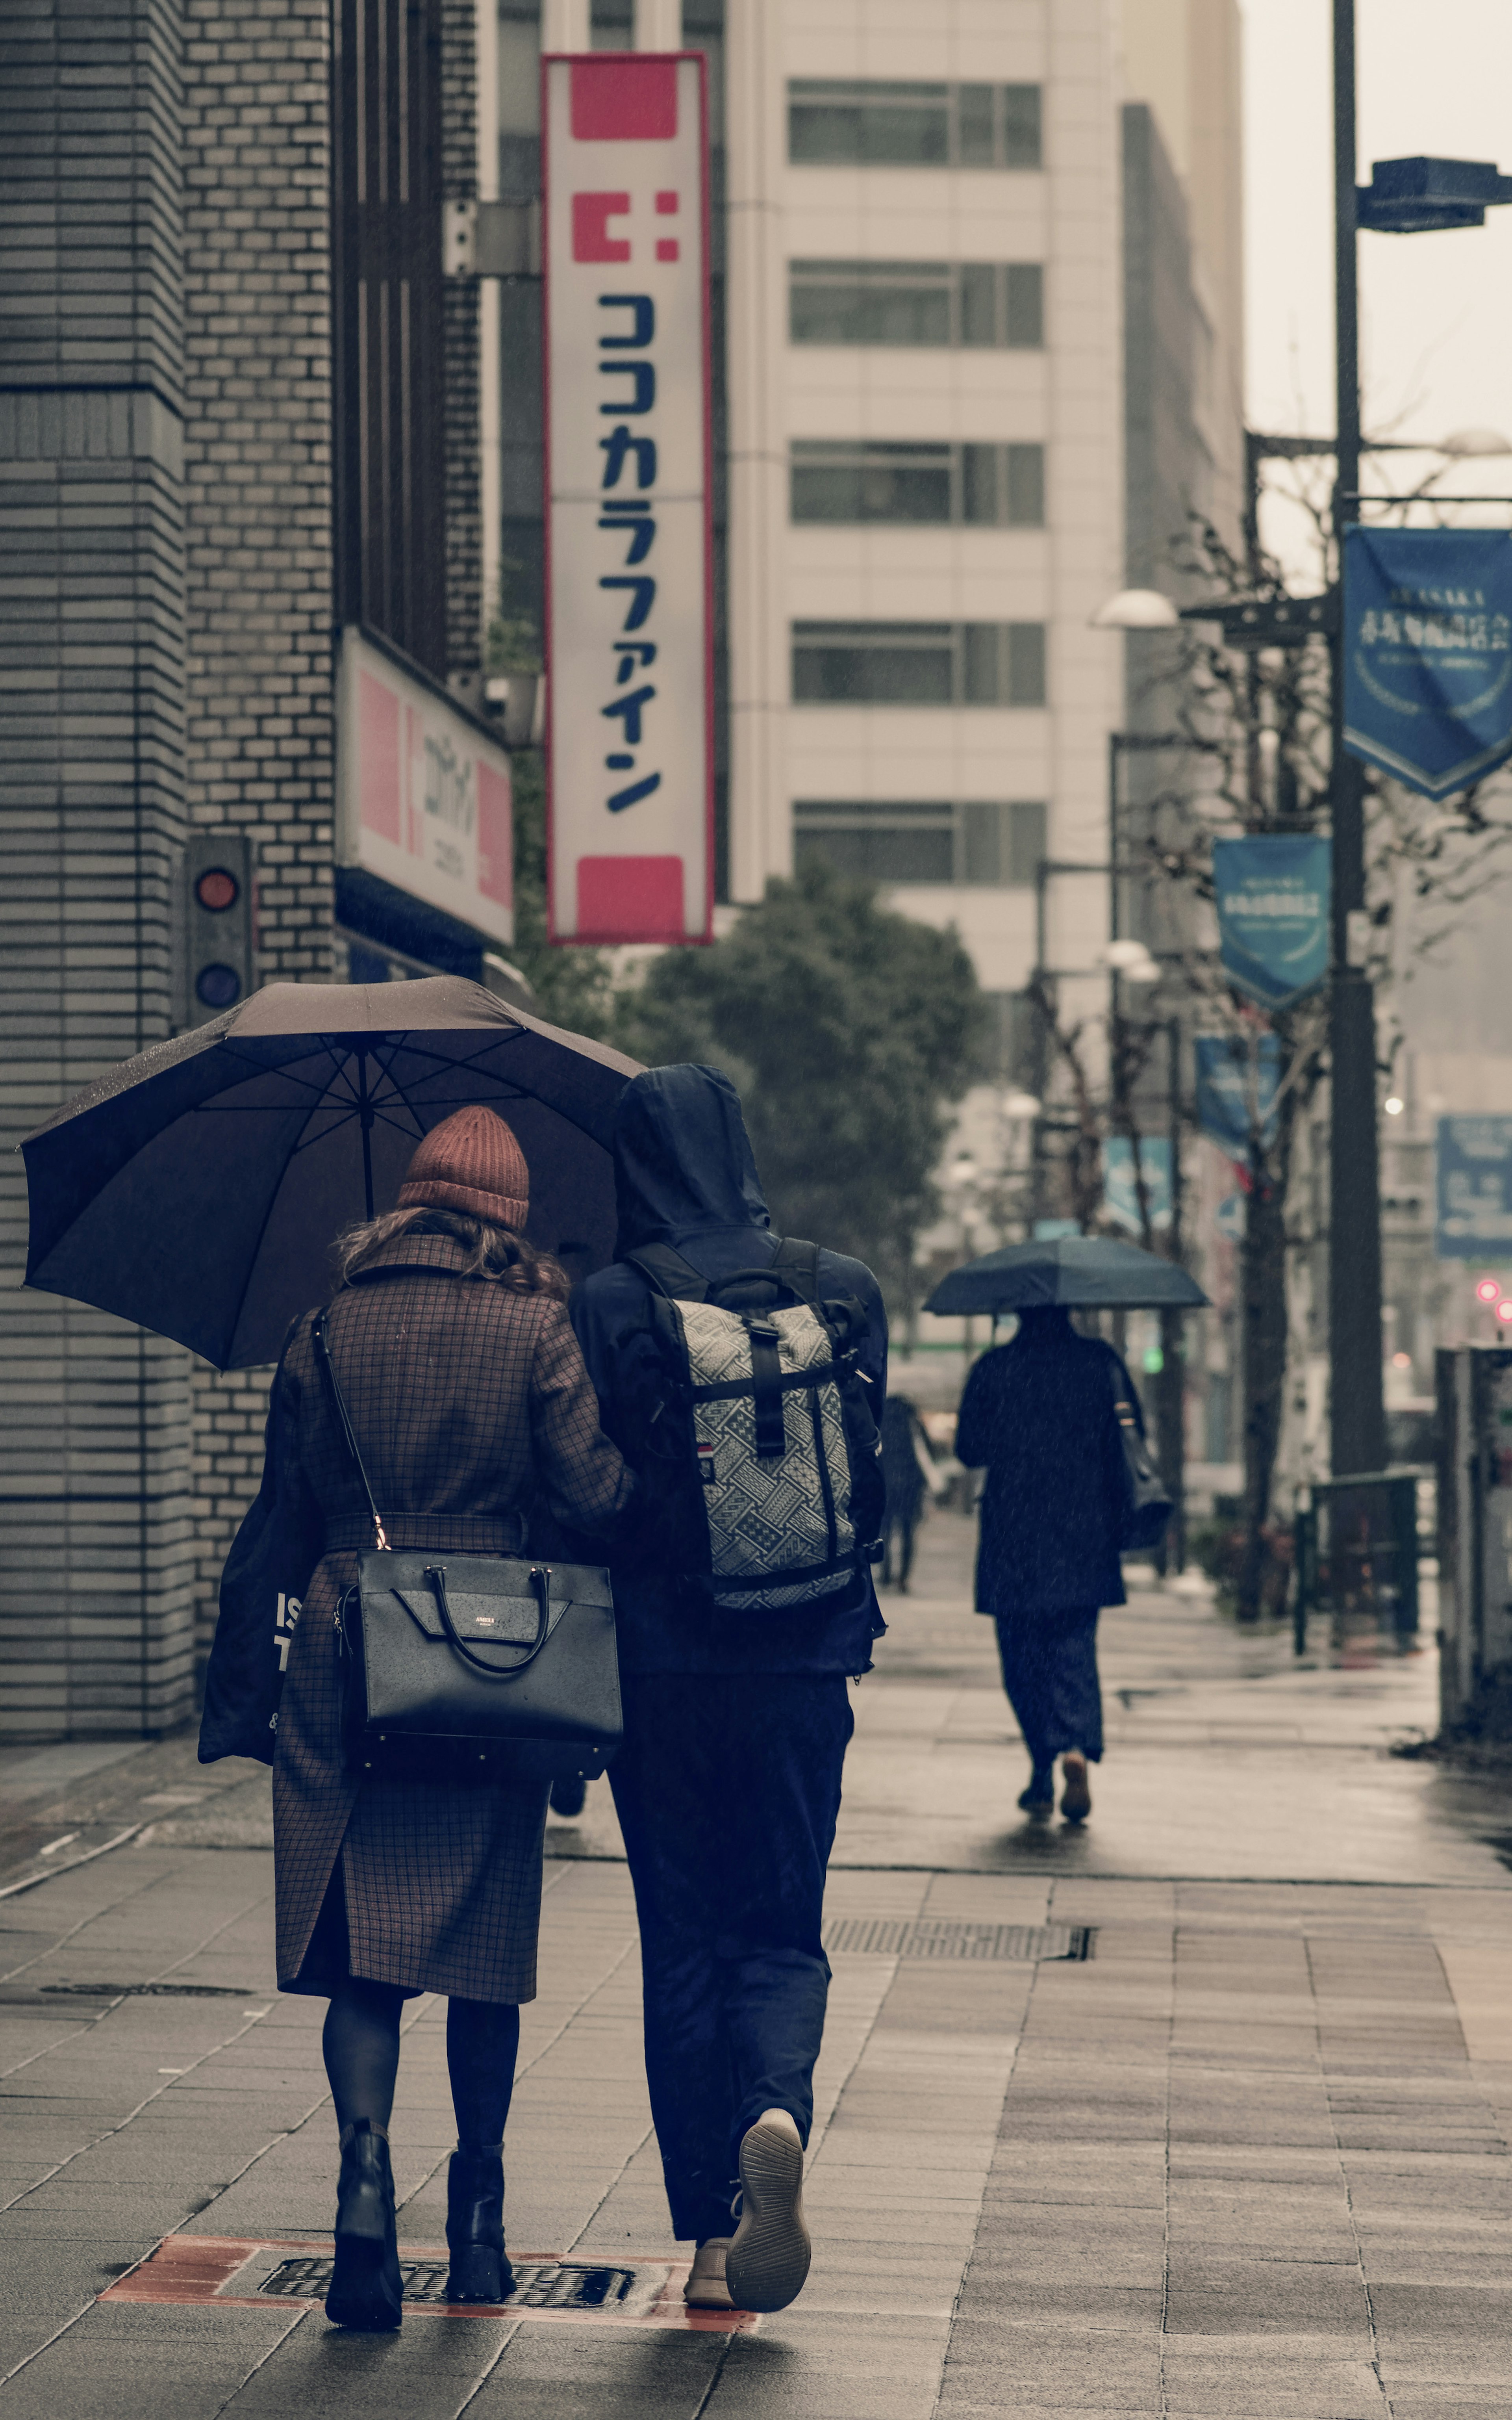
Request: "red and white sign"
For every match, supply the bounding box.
[542,51,713,945]
[335,626,514,948]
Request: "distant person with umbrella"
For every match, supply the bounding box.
[879,1395,936,1590]
[934,1239,1201,1823]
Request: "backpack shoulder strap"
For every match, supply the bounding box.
[767,1236,823,1304]
[622,1244,710,1303]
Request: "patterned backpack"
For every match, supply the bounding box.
[622,1238,886,1613]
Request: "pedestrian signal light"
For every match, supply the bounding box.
[180,833,256,1030]
[195,867,240,913]
[1477,1278,1502,1303]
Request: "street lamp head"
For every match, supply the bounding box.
[1001,1090,1042,1121]
[1439,427,1512,458]
[1090,588,1179,631]
[1101,939,1160,980]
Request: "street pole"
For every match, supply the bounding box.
[1328,0,1386,1481]
[1158,1015,1187,1571]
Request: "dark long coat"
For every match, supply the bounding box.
[954,1321,1134,1618]
[270,1233,633,2004]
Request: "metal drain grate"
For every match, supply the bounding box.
[823,1920,1093,1962]
[40,1982,257,1999]
[259,2257,641,2310]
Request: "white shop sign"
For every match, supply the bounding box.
[542,50,713,945]
[335,626,514,948]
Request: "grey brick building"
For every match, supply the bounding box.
[0,0,488,1737]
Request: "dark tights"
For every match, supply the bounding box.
[322,1978,521,2150]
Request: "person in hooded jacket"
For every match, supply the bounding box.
[953,1305,1137,1825]
[570,1065,887,2317]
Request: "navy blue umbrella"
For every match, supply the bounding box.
[23,977,643,1370]
[925,1236,1210,1316]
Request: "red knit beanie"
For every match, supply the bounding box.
[398,1105,529,1228]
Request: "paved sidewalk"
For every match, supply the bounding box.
[3,1520,1512,2417]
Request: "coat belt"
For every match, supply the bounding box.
[322,1512,527,1555]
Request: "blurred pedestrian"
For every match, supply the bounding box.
[571,1066,887,2316]
[252,1107,635,2330]
[879,1394,934,1590]
[954,1306,1140,1824]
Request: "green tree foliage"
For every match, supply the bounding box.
[618,857,985,1302]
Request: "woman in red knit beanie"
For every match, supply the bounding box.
[248,1105,634,2329]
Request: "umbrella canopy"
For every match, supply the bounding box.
[925,1236,1210,1316]
[23,978,644,1369]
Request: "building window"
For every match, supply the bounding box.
[791,623,1047,707]
[788,80,1042,171]
[791,441,1045,528]
[789,260,1045,349]
[980,990,1043,1086]
[793,800,1048,886]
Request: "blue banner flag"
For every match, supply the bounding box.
[1344,527,1512,799]
[1212,835,1331,1010]
[1103,1137,1172,1236]
[1435,1116,1512,1258]
[1194,1033,1281,1156]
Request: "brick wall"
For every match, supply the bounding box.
[3,0,486,1709]
[180,0,336,1651]
[0,0,200,1736]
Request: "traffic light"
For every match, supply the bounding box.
[179,833,256,1029]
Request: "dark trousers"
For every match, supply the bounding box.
[993,1606,1103,1774]
[609,1670,853,2244]
[882,1506,920,1587]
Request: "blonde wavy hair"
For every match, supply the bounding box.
[334,1205,569,1300]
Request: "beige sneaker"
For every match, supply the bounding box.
[1061,1751,1092,1822]
[684,2236,734,2310]
[724,2108,811,2313]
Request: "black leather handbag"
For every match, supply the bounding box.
[313,1312,622,1786]
[1111,1380,1174,1553]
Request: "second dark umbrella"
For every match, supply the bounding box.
[925,1235,1210,1316]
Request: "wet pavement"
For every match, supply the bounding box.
[2,1513,1511,2416]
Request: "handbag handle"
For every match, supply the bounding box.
[311,1310,390,1551]
[427,1561,555,1678]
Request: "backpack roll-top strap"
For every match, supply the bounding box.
[745,1319,786,1459]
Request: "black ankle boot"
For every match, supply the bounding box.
[446,2143,511,2303]
[327,2118,404,2331]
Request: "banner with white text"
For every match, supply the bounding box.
[1344,527,1512,800]
[543,50,713,945]
[1212,833,1331,1011]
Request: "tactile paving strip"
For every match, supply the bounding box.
[822,1919,1093,1960]
[100,2236,755,2332]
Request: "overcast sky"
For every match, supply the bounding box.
[1240,0,1512,575]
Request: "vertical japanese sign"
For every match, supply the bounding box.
[543,51,713,945]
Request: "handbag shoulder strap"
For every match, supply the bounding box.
[311,1310,390,1551]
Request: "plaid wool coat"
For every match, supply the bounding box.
[270,1233,634,2004]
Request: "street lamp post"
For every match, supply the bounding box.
[1329,0,1386,1482]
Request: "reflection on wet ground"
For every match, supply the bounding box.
[839,1511,1512,1888]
